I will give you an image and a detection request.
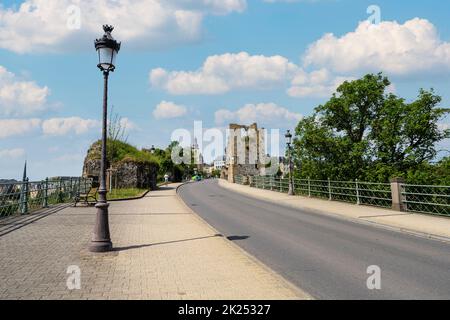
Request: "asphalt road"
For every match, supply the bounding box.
[178,180,450,300]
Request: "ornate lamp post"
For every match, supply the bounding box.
[285,130,295,196]
[89,25,121,253]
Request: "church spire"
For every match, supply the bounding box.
[22,161,27,182]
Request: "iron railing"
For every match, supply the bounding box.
[251,176,291,193]
[235,175,245,185]
[236,175,449,216]
[402,184,450,216]
[293,178,392,208]
[0,177,92,218]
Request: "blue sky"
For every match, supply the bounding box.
[1,0,449,180]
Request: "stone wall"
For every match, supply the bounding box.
[83,159,158,190]
[114,161,157,190]
[83,159,101,180]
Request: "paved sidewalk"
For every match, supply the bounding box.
[219,180,450,241]
[0,184,308,300]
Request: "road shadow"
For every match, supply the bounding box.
[113,233,223,252]
[157,186,176,191]
[227,235,250,241]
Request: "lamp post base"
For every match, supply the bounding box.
[89,240,113,253]
[89,201,113,253]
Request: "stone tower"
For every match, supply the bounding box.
[226,123,266,183]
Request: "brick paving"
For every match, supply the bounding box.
[0,184,308,300]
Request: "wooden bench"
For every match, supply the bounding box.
[74,179,98,207]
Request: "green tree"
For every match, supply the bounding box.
[369,89,449,181]
[154,141,193,182]
[211,169,222,178]
[293,73,450,183]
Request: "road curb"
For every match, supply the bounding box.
[175,181,314,300]
[108,189,151,202]
[218,180,450,245]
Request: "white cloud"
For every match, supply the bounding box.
[149,18,450,99]
[149,51,375,99]
[0,117,100,139]
[150,52,298,95]
[178,0,247,15]
[215,103,303,126]
[288,68,355,98]
[0,66,50,116]
[42,117,100,136]
[0,148,26,159]
[0,0,246,54]
[153,101,187,119]
[0,119,42,139]
[303,18,450,76]
[119,117,138,131]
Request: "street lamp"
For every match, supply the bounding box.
[285,130,294,196]
[89,25,121,253]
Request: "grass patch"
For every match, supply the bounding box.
[108,188,148,200]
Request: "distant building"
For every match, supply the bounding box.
[0,179,17,196]
[214,160,226,171]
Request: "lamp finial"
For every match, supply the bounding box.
[103,25,114,33]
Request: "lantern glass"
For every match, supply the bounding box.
[285,131,292,145]
[97,46,116,71]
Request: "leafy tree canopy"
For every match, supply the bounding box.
[293,73,450,184]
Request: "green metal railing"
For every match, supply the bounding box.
[294,178,392,208]
[237,175,449,216]
[402,184,450,216]
[0,177,91,218]
[251,176,291,193]
[248,176,391,208]
[235,175,245,185]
